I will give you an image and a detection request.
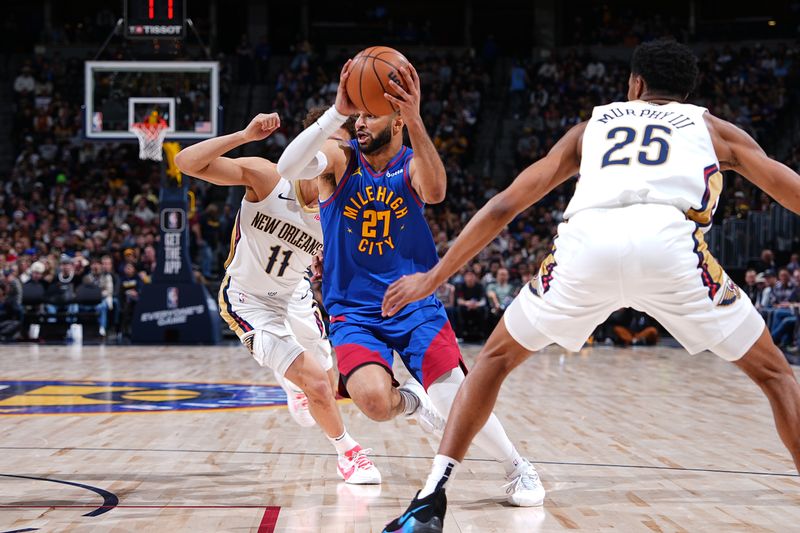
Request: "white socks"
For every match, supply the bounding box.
[398,387,421,416]
[419,454,459,498]
[501,447,525,476]
[328,429,358,456]
[427,368,521,475]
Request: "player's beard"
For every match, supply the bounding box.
[359,123,393,154]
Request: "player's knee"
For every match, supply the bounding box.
[302,377,333,405]
[756,367,797,394]
[354,389,393,421]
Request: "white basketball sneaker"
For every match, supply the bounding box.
[338,445,382,485]
[274,371,316,428]
[503,459,545,507]
[399,378,446,434]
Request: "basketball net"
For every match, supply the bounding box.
[131,118,169,161]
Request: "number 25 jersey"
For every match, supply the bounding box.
[565,101,722,229]
[320,140,439,317]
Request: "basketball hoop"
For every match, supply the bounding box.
[131,120,169,161]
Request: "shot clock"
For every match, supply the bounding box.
[124,0,186,39]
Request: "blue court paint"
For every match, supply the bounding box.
[0,380,287,415]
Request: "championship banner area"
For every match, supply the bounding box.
[132,143,220,344]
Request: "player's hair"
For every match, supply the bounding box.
[303,106,356,139]
[630,40,698,99]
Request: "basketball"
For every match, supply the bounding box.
[345,46,411,116]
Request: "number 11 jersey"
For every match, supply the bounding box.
[565,101,722,229]
[224,177,323,301]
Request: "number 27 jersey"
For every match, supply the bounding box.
[319,140,438,317]
[565,101,722,228]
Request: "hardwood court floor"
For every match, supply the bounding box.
[0,342,798,532]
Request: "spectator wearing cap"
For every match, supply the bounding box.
[759,269,778,312]
[25,261,47,289]
[119,224,135,249]
[45,254,79,324]
[743,269,763,306]
[122,248,138,270]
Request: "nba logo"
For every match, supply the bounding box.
[162,208,185,232]
[167,287,179,309]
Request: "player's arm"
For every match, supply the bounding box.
[174,113,281,188]
[384,65,447,204]
[382,121,586,316]
[277,61,357,182]
[707,114,800,213]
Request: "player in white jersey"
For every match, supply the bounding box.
[174,111,381,485]
[382,40,800,531]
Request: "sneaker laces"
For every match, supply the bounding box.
[349,448,375,469]
[502,465,540,494]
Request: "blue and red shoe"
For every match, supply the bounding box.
[383,489,446,532]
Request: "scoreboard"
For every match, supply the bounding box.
[124,0,186,39]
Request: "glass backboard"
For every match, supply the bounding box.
[84,61,219,141]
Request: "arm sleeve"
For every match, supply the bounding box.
[277,106,347,179]
[289,152,329,180]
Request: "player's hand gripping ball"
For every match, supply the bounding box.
[344,46,412,116]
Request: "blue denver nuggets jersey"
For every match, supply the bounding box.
[320,140,439,317]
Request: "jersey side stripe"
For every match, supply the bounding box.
[218,274,254,336]
[223,210,242,269]
[402,157,423,207]
[686,164,722,227]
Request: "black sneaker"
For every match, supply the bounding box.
[383,489,446,532]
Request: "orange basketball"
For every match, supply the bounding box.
[345,46,411,116]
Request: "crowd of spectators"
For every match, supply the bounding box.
[565,5,689,47]
[740,249,800,353]
[3,36,799,347]
[5,48,233,340]
[563,3,800,46]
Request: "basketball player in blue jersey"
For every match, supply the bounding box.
[279,60,545,505]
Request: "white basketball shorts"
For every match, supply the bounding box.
[504,203,765,361]
[218,276,333,376]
